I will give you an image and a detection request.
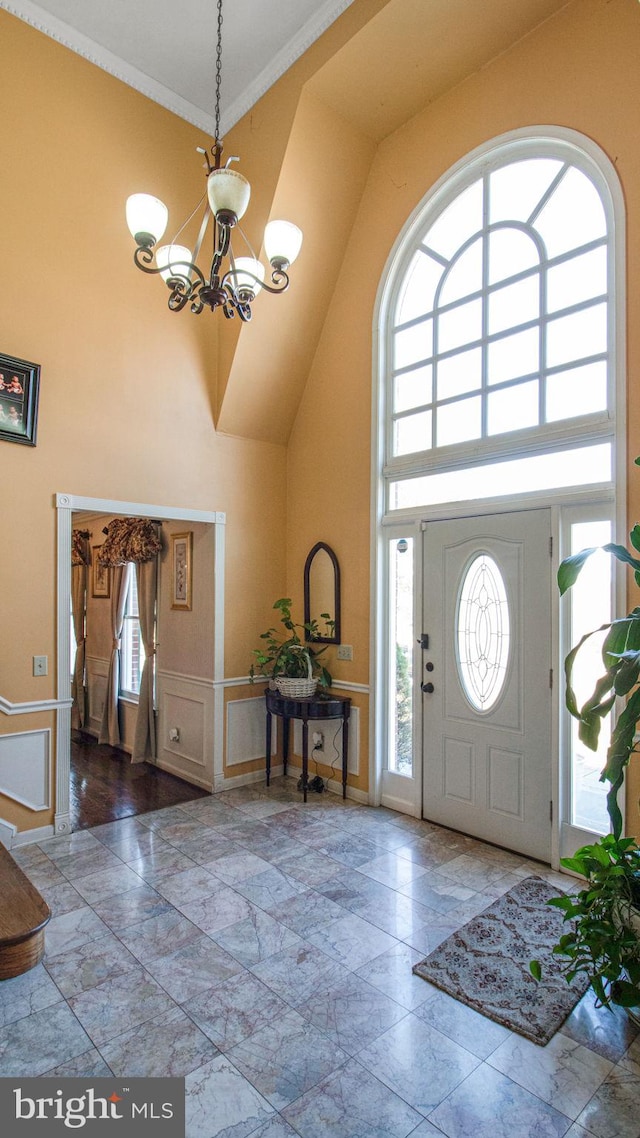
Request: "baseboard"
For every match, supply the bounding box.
[214,765,283,791]
[10,823,55,848]
[154,757,212,791]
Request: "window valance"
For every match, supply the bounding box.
[71,529,91,566]
[98,518,162,566]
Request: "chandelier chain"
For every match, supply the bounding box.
[214,0,223,144]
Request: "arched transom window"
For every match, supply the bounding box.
[385,135,616,511]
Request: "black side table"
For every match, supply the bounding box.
[264,688,352,802]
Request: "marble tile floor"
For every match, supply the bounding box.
[2,779,639,1138]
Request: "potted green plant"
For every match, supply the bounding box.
[531,835,640,1018]
[249,598,333,697]
[531,476,640,1015]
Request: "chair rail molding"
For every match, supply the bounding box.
[0,695,72,716]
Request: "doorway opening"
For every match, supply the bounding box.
[55,493,225,836]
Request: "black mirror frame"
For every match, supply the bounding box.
[304,541,341,644]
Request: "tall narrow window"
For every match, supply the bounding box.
[389,537,414,775]
[568,519,612,835]
[120,564,145,698]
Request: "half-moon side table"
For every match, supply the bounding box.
[264,688,351,803]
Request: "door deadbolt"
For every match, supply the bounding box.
[425,661,434,672]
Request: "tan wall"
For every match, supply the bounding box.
[159,522,215,679]
[3,0,640,835]
[287,0,640,832]
[0,11,288,830]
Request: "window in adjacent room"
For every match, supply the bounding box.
[120,563,145,699]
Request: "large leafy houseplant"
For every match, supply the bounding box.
[249,598,333,688]
[558,487,640,841]
[532,835,640,1014]
[532,477,640,1013]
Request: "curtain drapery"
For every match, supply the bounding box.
[71,530,90,729]
[98,564,128,746]
[99,518,162,566]
[132,558,157,763]
[98,517,161,759]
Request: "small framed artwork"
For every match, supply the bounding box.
[0,352,40,446]
[171,532,192,611]
[91,547,110,599]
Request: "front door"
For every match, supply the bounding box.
[422,509,552,861]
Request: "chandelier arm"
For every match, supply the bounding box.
[133,246,158,272]
[220,265,291,297]
[167,283,192,312]
[133,246,207,291]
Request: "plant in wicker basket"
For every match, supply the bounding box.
[249,598,333,696]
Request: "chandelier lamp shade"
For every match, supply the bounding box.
[125,0,302,321]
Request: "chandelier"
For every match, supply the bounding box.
[125,0,302,321]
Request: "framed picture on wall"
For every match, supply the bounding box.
[0,351,40,447]
[170,532,192,611]
[91,547,110,598]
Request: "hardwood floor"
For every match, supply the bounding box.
[70,731,208,830]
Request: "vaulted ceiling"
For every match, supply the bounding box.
[2,0,571,443]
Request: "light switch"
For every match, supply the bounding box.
[33,655,48,676]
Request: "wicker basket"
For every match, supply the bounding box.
[275,650,317,698]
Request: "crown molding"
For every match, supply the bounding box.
[0,0,217,134]
[1,0,355,136]
[223,0,355,132]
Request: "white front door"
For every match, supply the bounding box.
[422,509,552,861]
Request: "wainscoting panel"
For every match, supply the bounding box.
[156,671,214,790]
[0,729,51,811]
[292,706,359,776]
[226,697,277,768]
[86,656,109,736]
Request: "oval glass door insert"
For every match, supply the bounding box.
[456,553,510,711]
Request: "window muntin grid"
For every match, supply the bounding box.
[456,553,510,712]
[390,158,609,460]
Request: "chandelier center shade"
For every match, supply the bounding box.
[125,0,302,321]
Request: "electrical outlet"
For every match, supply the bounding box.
[169,727,180,743]
[337,644,353,661]
[312,731,324,749]
[33,655,48,677]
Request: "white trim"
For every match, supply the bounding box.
[11,823,55,847]
[381,480,615,528]
[212,675,371,695]
[154,757,211,789]
[324,778,369,805]
[0,1,355,136]
[55,493,223,525]
[0,727,51,811]
[223,1,357,136]
[157,669,215,688]
[55,493,225,834]
[372,127,626,863]
[216,675,260,689]
[215,766,285,792]
[0,695,72,716]
[331,679,370,695]
[0,817,16,847]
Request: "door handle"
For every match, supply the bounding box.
[421,682,435,693]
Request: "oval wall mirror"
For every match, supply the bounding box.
[304,542,341,644]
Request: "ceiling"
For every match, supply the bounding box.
[2,0,573,144]
[0,0,357,135]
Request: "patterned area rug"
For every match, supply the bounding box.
[412,875,589,1045]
